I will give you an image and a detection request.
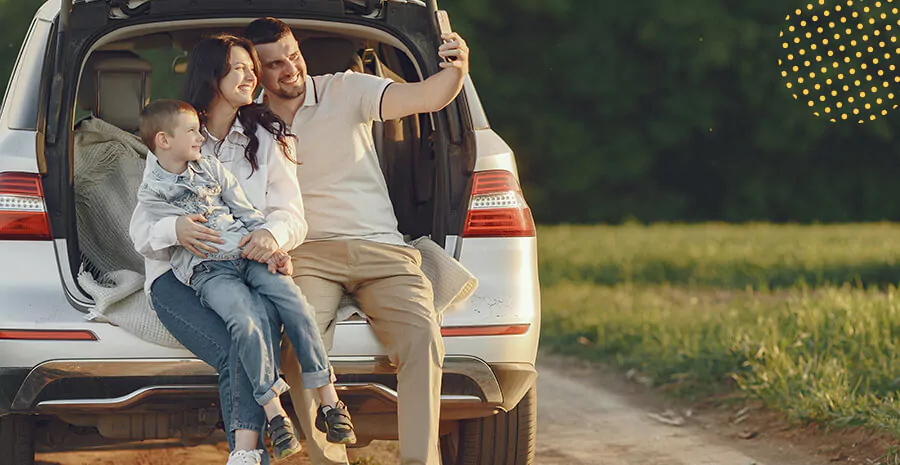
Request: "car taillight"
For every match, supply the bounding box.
[0,329,98,341]
[462,170,535,238]
[0,172,52,240]
[441,324,530,337]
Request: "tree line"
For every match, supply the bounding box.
[3,0,894,223]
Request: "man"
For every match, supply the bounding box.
[244,17,470,465]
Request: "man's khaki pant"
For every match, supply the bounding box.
[281,239,444,465]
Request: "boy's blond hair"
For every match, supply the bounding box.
[138,100,197,152]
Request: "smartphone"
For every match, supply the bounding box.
[435,10,456,62]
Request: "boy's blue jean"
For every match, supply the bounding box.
[191,259,333,396]
[150,270,275,462]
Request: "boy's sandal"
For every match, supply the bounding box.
[267,415,303,460]
[315,401,358,445]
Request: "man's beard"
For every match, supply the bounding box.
[270,79,305,100]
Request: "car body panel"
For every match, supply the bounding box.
[0,131,41,173]
[472,129,520,177]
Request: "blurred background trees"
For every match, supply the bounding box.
[445,0,900,223]
[0,0,45,97]
[4,0,899,224]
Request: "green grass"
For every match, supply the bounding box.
[539,223,900,289]
[538,223,900,436]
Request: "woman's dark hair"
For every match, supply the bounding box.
[181,33,295,174]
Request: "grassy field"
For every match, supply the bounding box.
[538,223,900,436]
[540,223,900,289]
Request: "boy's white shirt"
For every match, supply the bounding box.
[130,118,307,294]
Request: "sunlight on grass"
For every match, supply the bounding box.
[539,223,900,289]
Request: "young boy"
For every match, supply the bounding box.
[133,100,356,461]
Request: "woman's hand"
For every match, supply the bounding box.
[176,214,224,258]
[239,229,279,263]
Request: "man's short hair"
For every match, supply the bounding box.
[138,100,196,152]
[245,17,293,45]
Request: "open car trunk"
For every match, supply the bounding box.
[39,0,476,307]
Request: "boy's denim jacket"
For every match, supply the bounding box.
[136,154,266,285]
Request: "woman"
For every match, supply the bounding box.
[131,34,304,465]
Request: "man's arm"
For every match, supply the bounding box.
[380,32,470,121]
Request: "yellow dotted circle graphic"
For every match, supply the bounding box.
[780,0,900,123]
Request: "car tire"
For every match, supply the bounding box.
[440,383,536,465]
[0,415,35,465]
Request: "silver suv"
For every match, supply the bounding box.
[0,1,540,464]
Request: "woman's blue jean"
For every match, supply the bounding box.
[151,270,277,462]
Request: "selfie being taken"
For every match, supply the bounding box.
[3,1,900,465]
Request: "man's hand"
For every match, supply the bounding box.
[266,249,294,276]
[381,32,470,120]
[239,229,279,263]
[438,32,469,73]
[176,214,224,258]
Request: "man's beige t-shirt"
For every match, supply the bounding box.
[290,71,405,247]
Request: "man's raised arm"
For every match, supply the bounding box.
[380,32,470,121]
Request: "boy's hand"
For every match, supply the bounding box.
[240,229,278,263]
[266,249,293,276]
[275,259,293,276]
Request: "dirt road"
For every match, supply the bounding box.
[533,356,839,465]
[36,354,851,465]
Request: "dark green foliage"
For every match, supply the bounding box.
[4,1,900,224]
[0,1,44,97]
[443,0,900,223]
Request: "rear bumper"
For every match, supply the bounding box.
[1,356,536,419]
